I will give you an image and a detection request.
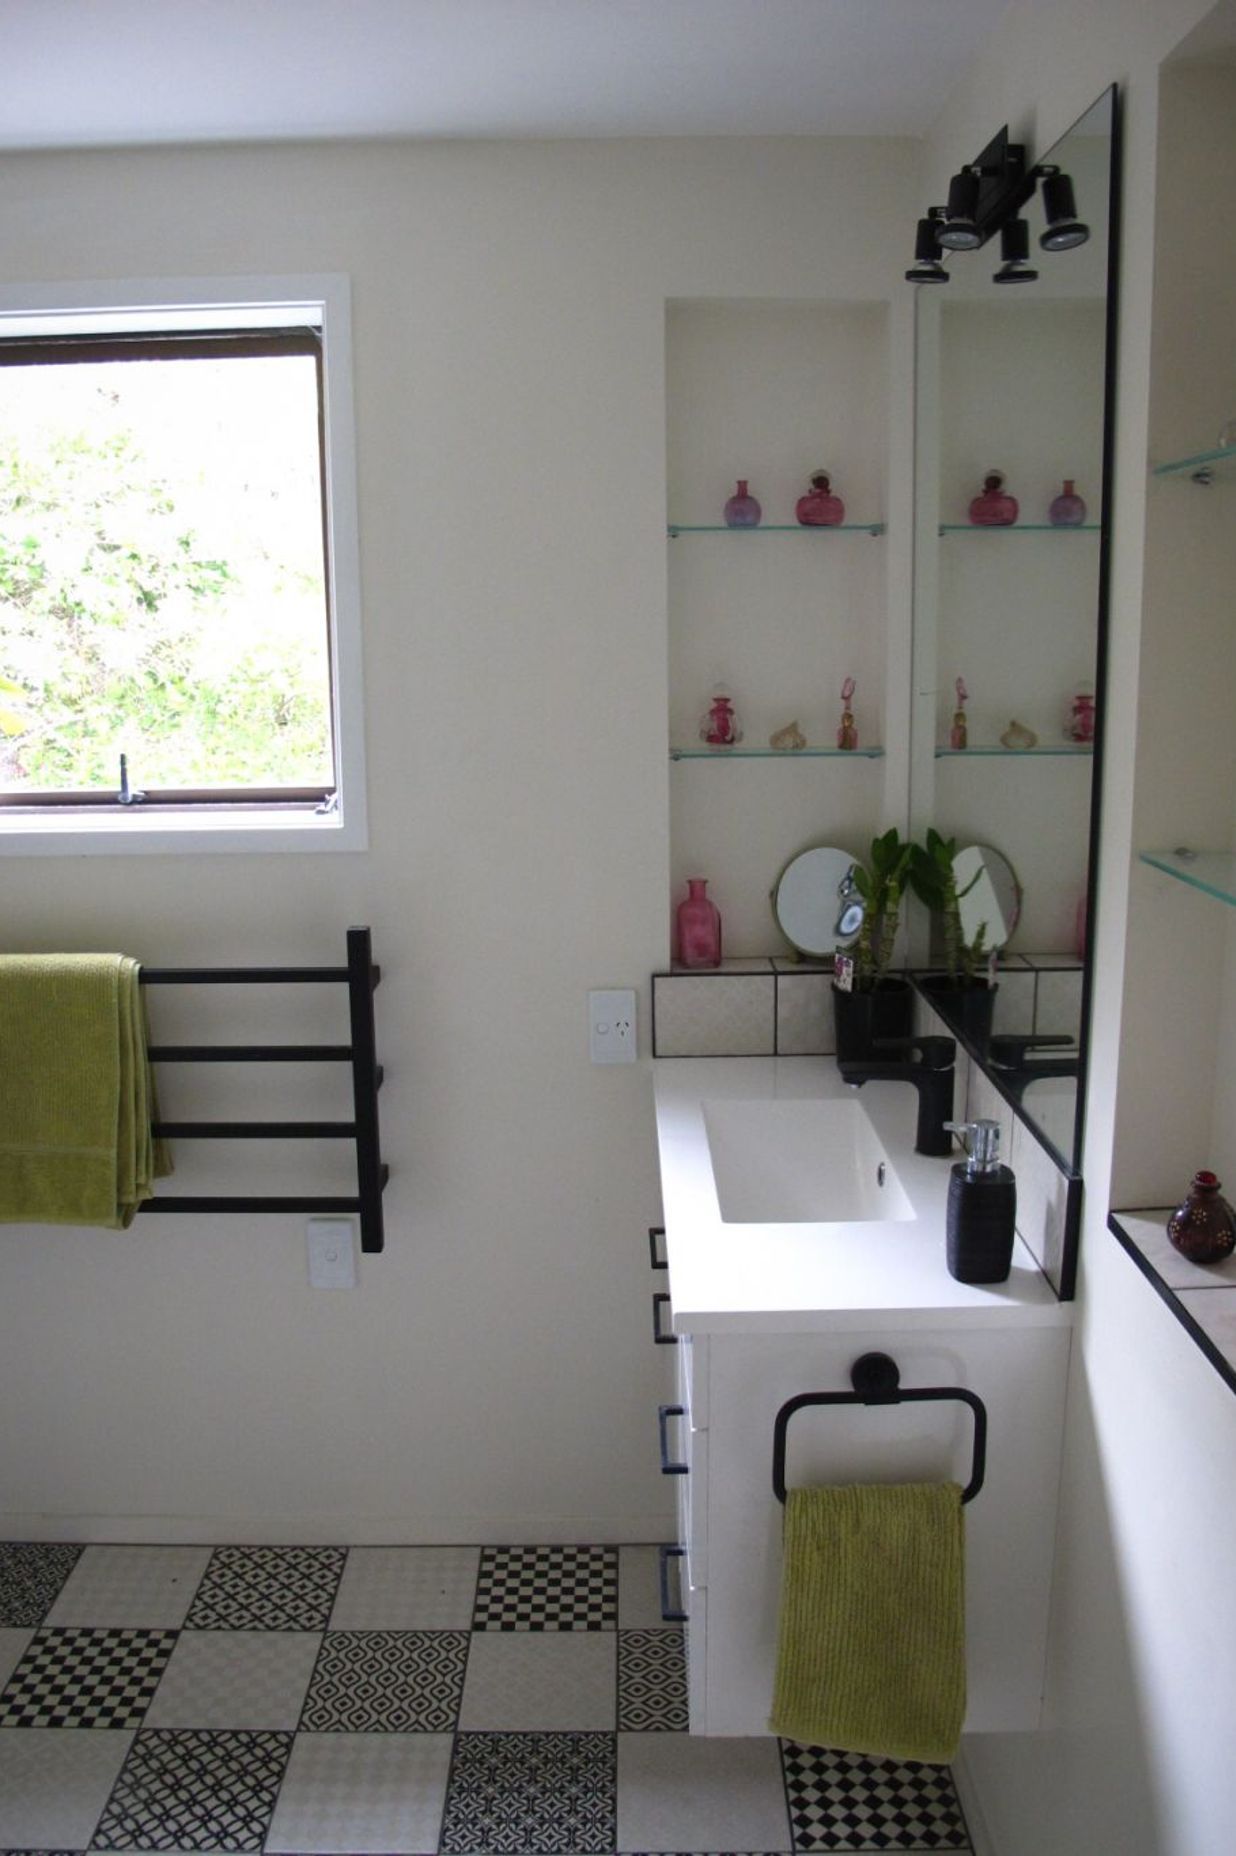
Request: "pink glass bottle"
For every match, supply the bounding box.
[677,878,722,969]
[1168,1171,1236,1264]
[699,686,742,749]
[950,675,969,750]
[968,470,1019,526]
[723,479,762,527]
[1064,685,1096,743]
[795,469,846,527]
[836,675,858,750]
[1049,478,1087,526]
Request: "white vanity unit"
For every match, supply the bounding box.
[653,1056,1073,1738]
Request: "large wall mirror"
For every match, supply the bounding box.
[908,86,1120,1176]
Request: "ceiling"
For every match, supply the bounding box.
[1,0,1013,153]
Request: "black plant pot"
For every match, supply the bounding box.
[919,973,998,1047]
[831,976,914,1063]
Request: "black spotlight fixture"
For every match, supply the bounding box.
[905,211,949,283]
[1038,167,1089,250]
[993,216,1038,284]
[937,168,982,250]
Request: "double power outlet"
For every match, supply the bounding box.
[589,988,637,1063]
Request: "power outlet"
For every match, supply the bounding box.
[589,988,637,1063]
[306,1217,358,1288]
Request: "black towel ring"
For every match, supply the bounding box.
[771,1351,988,1506]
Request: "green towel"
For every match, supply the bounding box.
[0,953,170,1228]
[770,1482,965,1763]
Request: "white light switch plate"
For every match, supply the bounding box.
[589,988,637,1063]
[306,1217,358,1288]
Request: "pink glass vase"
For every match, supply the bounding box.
[699,689,742,748]
[968,470,1019,526]
[677,877,722,969]
[795,470,846,527]
[1049,478,1087,526]
[1168,1171,1236,1264]
[1065,688,1096,743]
[723,479,762,527]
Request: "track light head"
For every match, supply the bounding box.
[993,216,1038,284]
[937,169,983,250]
[905,214,950,283]
[1039,168,1089,250]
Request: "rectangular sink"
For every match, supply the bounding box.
[702,1096,915,1225]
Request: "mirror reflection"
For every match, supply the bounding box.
[911,88,1115,1169]
[773,845,863,957]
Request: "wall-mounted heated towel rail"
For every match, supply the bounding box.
[772,1351,988,1505]
[137,925,388,1253]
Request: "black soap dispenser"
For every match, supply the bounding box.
[943,1118,1016,1283]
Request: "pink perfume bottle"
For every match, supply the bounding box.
[723,479,762,527]
[1064,685,1096,743]
[699,685,742,749]
[677,877,722,969]
[836,675,858,750]
[1049,479,1087,526]
[969,470,1019,526]
[950,675,969,749]
[795,469,846,527]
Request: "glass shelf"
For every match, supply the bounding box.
[670,746,885,761]
[667,522,885,537]
[1151,441,1236,484]
[1140,847,1236,906]
[937,522,1100,535]
[936,745,1094,758]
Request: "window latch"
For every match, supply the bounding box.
[117,753,146,806]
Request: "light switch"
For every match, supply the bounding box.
[306,1217,358,1288]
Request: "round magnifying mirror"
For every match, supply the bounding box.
[773,846,863,958]
[953,844,1022,951]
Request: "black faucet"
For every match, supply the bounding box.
[837,1035,957,1156]
[988,1033,1079,1102]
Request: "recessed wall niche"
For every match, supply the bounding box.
[665,300,891,958]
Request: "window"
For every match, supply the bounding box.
[0,277,365,853]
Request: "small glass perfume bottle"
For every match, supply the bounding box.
[795,469,846,527]
[1064,683,1096,743]
[723,479,762,527]
[677,877,722,969]
[1168,1171,1236,1264]
[836,675,858,750]
[969,469,1019,526]
[699,683,743,749]
[1049,478,1087,526]
[950,675,969,749]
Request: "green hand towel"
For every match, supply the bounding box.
[769,1482,965,1764]
[0,953,170,1228]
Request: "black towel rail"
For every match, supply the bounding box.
[136,925,388,1253]
[772,1351,988,1505]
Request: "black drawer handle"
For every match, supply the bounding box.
[658,1404,688,1474]
[651,1290,677,1345]
[658,1544,688,1623]
[648,1225,667,1270]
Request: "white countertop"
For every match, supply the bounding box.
[654,1057,1073,1334]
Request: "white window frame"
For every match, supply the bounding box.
[0,274,367,855]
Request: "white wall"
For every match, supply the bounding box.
[0,135,917,1541]
[924,5,1236,1854]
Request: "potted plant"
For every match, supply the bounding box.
[831,827,916,1060]
[910,828,999,1043]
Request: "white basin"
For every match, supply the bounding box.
[702,1095,915,1225]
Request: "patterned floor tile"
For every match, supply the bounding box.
[0,1627,177,1729]
[0,1543,83,1627]
[142,1630,321,1730]
[472,1547,618,1632]
[440,1730,616,1853]
[0,1728,133,1849]
[459,1630,615,1731]
[183,1547,346,1631]
[266,1731,453,1854]
[617,1733,792,1853]
[328,1545,481,1628]
[90,1728,293,1851]
[617,1629,687,1731]
[779,1742,970,1851]
[46,1547,211,1631]
[300,1629,469,1731]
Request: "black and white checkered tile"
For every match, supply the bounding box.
[0,1542,973,1854]
[472,1544,618,1631]
[0,1628,176,1728]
